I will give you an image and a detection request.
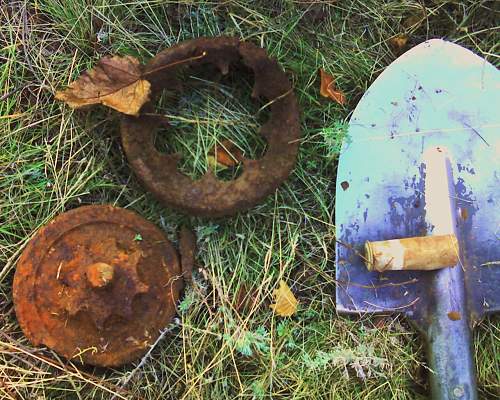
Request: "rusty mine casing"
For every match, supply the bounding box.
[121,36,301,218]
[13,205,183,367]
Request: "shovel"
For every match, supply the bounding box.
[335,39,499,399]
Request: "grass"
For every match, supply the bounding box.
[1,0,499,399]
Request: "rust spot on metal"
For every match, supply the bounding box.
[447,311,462,321]
[13,205,183,367]
[121,36,301,217]
[86,262,115,288]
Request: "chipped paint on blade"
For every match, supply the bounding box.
[422,147,456,236]
[335,39,500,321]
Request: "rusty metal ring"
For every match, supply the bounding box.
[121,37,300,217]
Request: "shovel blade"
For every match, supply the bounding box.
[335,39,500,323]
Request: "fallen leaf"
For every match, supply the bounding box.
[374,316,391,329]
[234,284,249,312]
[389,34,408,51]
[207,155,228,171]
[447,311,461,321]
[55,55,151,116]
[270,280,298,317]
[208,139,243,169]
[319,68,346,105]
[234,284,258,313]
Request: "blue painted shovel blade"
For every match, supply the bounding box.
[335,39,499,322]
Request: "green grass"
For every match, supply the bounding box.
[1,1,499,399]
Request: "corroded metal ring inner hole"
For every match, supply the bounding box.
[152,63,269,181]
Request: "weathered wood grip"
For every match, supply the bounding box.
[364,234,459,272]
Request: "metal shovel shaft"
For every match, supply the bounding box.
[422,268,476,400]
[417,148,476,399]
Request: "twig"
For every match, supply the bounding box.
[462,121,489,146]
[110,328,171,400]
[334,238,370,263]
[257,87,293,114]
[0,85,27,101]
[480,261,500,267]
[143,51,207,76]
[21,2,34,74]
[363,297,420,311]
[336,278,419,289]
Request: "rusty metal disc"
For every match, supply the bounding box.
[121,36,300,217]
[13,205,183,367]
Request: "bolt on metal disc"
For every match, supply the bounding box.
[13,205,183,367]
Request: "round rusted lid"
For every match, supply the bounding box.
[13,205,183,367]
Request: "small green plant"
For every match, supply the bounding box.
[223,325,270,357]
[133,233,143,241]
[302,344,389,380]
[178,287,197,314]
[250,380,266,398]
[320,121,351,159]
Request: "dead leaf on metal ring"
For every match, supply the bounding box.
[208,139,244,170]
[319,68,346,105]
[55,55,151,116]
[270,280,298,317]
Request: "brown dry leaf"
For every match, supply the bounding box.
[319,69,346,105]
[270,280,298,317]
[207,155,228,171]
[208,139,243,169]
[447,311,461,321]
[55,55,151,116]
[233,284,258,313]
[374,316,391,329]
[389,34,408,51]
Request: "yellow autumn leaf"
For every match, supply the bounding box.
[270,280,298,317]
[55,55,151,116]
[207,155,229,171]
